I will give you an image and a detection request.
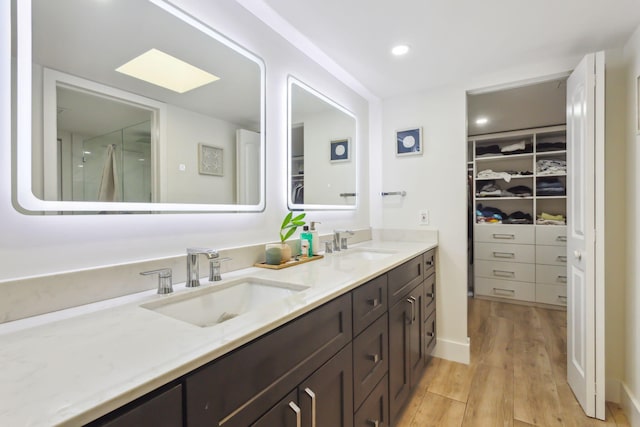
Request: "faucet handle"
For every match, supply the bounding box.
[140,268,173,295]
[208,257,232,282]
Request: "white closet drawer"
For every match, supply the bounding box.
[475,260,535,283]
[535,226,567,246]
[475,278,535,302]
[475,242,535,264]
[474,225,534,245]
[536,264,567,285]
[536,245,568,266]
[536,283,567,306]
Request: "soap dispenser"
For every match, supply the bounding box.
[300,226,313,257]
[310,221,321,256]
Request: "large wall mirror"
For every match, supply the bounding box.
[288,77,357,210]
[13,0,265,213]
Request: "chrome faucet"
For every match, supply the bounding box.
[208,257,232,281]
[186,248,219,287]
[333,230,354,251]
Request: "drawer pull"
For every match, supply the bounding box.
[426,292,435,298]
[492,233,515,240]
[367,353,380,363]
[367,420,380,427]
[558,275,567,283]
[288,401,301,427]
[493,269,515,278]
[558,295,568,305]
[407,296,417,324]
[493,251,515,259]
[367,298,379,307]
[426,331,435,337]
[304,388,317,427]
[557,235,567,242]
[426,257,434,266]
[493,288,515,296]
[557,255,567,263]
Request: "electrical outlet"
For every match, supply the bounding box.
[419,209,429,225]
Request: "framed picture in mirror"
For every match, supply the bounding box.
[330,138,350,162]
[198,144,224,176]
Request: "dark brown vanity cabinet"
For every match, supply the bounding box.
[86,248,437,427]
[186,294,353,427]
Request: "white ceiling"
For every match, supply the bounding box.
[262,0,640,99]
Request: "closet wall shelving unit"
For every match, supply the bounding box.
[470,125,568,308]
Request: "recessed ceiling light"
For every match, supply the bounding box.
[475,117,489,125]
[391,45,410,56]
[116,48,219,94]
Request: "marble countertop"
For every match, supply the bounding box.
[0,239,437,426]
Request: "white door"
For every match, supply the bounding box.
[566,52,605,419]
[236,129,261,205]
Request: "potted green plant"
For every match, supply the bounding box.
[265,212,306,264]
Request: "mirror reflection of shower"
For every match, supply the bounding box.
[57,119,152,202]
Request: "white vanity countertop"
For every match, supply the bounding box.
[0,239,437,427]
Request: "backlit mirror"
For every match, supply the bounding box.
[288,77,357,210]
[13,0,265,212]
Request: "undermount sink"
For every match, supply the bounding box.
[336,248,397,261]
[141,278,308,327]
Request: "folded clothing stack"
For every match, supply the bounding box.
[506,185,532,197]
[476,204,534,224]
[475,140,532,157]
[476,169,533,182]
[537,212,566,225]
[537,159,566,175]
[537,177,565,196]
[536,141,566,152]
[476,181,533,198]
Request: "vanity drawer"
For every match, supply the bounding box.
[353,313,388,409]
[474,224,534,245]
[354,375,389,427]
[424,308,436,355]
[475,277,536,302]
[353,275,388,336]
[388,254,423,306]
[474,242,535,264]
[536,226,567,246]
[423,248,436,278]
[536,283,567,306]
[423,273,435,313]
[475,260,535,283]
[536,264,567,285]
[536,245,568,266]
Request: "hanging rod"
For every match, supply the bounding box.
[381,191,406,197]
[340,192,357,197]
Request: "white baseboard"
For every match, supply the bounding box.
[432,337,470,364]
[621,382,640,427]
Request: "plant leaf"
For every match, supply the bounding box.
[280,211,293,230]
[282,227,296,242]
[292,220,305,226]
[292,213,306,222]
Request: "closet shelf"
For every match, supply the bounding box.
[475,175,533,181]
[476,196,534,201]
[536,150,567,157]
[536,173,566,178]
[536,195,566,199]
[475,152,534,161]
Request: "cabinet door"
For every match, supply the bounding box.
[252,390,300,427]
[354,375,389,427]
[95,384,182,427]
[388,297,411,424]
[299,343,354,427]
[408,282,425,386]
[353,313,388,409]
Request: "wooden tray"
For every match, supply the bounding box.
[254,255,324,270]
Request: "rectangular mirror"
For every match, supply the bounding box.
[288,77,357,210]
[13,0,265,213]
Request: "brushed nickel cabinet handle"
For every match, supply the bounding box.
[367,353,380,363]
[557,255,567,263]
[367,419,380,427]
[288,401,301,427]
[367,298,379,307]
[557,235,567,242]
[493,269,515,278]
[426,292,435,298]
[304,388,316,427]
[493,288,515,296]
[558,295,568,305]
[407,297,417,324]
[558,275,567,283]
[493,233,515,240]
[493,251,515,259]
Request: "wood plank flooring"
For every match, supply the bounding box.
[396,298,629,427]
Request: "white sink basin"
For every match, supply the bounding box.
[141,278,308,327]
[336,248,397,261]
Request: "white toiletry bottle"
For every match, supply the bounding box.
[310,221,321,255]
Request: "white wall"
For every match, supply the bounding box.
[623,23,640,425]
[0,0,369,281]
